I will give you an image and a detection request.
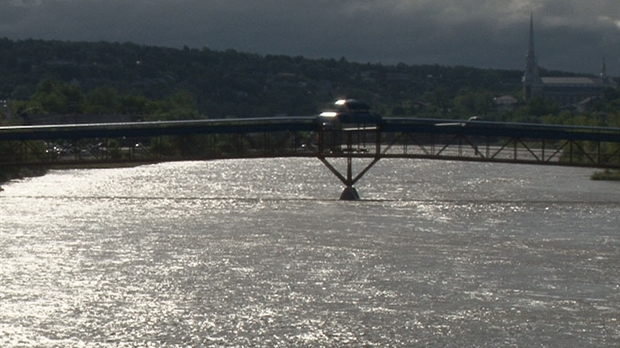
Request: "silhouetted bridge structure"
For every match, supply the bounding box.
[2,115,619,199]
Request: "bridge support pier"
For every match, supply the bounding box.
[340,186,360,200]
[318,155,380,200]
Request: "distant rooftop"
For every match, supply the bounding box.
[541,77,607,85]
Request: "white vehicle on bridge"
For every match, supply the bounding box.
[313,99,383,153]
[316,99,383,128]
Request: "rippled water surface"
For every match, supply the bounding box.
[1,158,619,347]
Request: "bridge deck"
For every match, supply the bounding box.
[1,117,619,169]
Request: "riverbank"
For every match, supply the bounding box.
[0,166,48,191]
[0,162,152,191]
[591,169,620,181]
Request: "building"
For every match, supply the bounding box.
[522,14,616,106]
[494,95,518,112]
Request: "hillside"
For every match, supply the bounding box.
[0,38,532,119]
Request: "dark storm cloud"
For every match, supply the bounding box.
[1,0,618,75]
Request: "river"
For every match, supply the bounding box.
[1,158,619,347]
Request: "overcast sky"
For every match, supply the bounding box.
[1,0,619,76]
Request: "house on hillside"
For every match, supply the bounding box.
[494,95,518,112]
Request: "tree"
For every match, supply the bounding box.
[453,89,494,118]
[30,79,83,114]
[10,85,32,100]
[84,87,120,114]
[150,91,200,120]
[527,97,558,117]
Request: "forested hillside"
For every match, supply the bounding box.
[1,38,618,125]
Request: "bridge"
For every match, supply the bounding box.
[1,102,619,199]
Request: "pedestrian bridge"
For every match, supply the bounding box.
[1,113,619,199]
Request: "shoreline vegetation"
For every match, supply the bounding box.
[591,169,620,181]
[0,166,47,191]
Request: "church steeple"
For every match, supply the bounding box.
[523,12,541,102]
[601,56,607,79]
[527,12,536,56]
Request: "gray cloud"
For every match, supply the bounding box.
[1,0,618,75]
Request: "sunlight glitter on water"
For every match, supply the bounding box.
[1,159,619,347]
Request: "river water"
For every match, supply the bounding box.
[1,158,619,347]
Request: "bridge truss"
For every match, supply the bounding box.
[1,117,619,199]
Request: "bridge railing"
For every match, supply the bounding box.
[375,119,620,169]
[0,132,318,167]
[1,117,619,169]
[0,117,317,167]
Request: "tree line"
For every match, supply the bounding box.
[1,37,619,127]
